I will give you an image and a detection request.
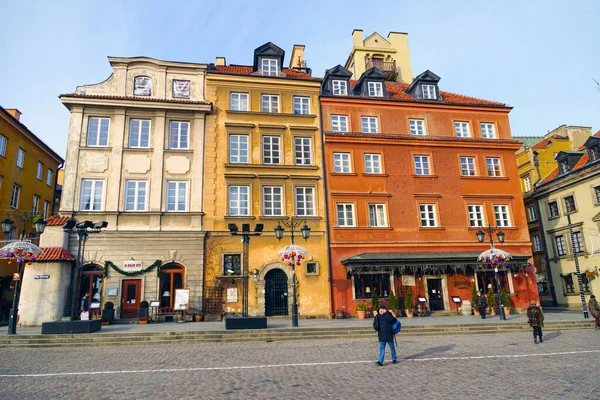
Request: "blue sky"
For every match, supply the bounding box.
[1,0,599,158]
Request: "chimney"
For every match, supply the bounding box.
[216,57,226,66]
[5,109,22,121]
[289,45,305,69]
[387,31,414,83]
[352,29,363,47]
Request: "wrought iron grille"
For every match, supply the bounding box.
[265,269,288,316]
[203,286,223,315]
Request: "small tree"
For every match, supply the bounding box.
[371,288,380,312]
[388,291,398,311]
[487,290,496,309]
[404,287,414,310]
[471,285,477,308]
[500,290,510,307]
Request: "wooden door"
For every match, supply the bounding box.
[121,280,141,318]
[427,279,444,311]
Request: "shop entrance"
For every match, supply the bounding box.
[120,279,141,318]
[427,278,444,311]
[265,269,288,316]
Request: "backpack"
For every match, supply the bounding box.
[391,318,401,335]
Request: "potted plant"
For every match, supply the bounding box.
[500,289,511,316]
[101,301,114,326]
[404,287,414,318]
[356,303,368,319]
[388,291,398,317]
[487,290,496,316]
[138,300,149,324]
[371,288,380,314]
[471,285,480,316]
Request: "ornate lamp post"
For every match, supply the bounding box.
[1,212,47,335]
[274,218,310,327]
[476,225,507,321]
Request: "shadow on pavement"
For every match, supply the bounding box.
[543,331,562,341]
[404,344,456,359]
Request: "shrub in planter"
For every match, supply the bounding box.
[388,291,398,317]
[356,303,368,319]
[471,285,478,315]
[500,289,511,315]
[102,301,115,324]
[138,300,149,323]
[487,290,497,315]
[404,288,414,318]
[371,288,380,313]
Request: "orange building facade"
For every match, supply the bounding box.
[320,67,536,316]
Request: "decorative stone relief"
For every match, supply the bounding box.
[83,154,109,173]
[165,156,191,175]
[124,155,151,174]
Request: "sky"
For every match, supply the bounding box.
[1,0,599,159]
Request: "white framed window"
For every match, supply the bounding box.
[262,136,281,164]
[413,155,430,175]
[468,205,484,227]
[86,117,109,147]
[368,82,383,97]
[331,115,348,132]
[480,123,496,139]
[532,235,542,252]
[528,206,537,222]
[169,121,189,149]
[262,186,283,216]
[295,186,315,216]
[486,157,502,177]
[228,185,249,216]
[294,137,312,165]
[333,152,351,173]
[572,231,584,253]
[523,176,532,192]
[261,94,279,113]
[80,179,104,211]
[230,93,249,111]
[422,84,436,99]
[409,119,425,135]
[293,96,310,115]
[0,134,6,157]
[10,184,20,209]
[454,122,470,137]
[32,195,39,214]
[129,119,150,148]
[460,156,476,176]
[332,80,348,95]
[125,180,147,211]
[555,235,567,257]
[548,201,559,218]
[43,201,50,219]
[494,205,510,227]
[166,181,188,212]
[46,169,53,186]
[368,204,387,227]
[336,203,355,227]
[229,135,249,164]
[172,80,190,99]
[36,162,43,180]
[17,148,25,168]
[261,58,279,76]
[419,204,437,227]
[361,116,378,133]
[364,154,382,174]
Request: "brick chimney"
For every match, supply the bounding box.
[5,108,22,121]
[352,29,363,47]
[216,57,226,66]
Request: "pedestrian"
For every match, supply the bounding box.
[527,300,544,343]
[588,295,600,330]
[0,298,10,322]
[372,305,397,366]
[80,294,89,313]
[476,291,487,319]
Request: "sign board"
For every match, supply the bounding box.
[106,288,118,296]
[226,288,238,303]
[402,276,416,286]
[89,302,100,310]
[149,301,160,307]
[12,273,21,281]
[173,288,190,311]
[122,260,143,272]
[34,274,50,280]
[417,297,427,303]
[451,296,462,304]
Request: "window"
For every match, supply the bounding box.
[331,115,348,132]
[354,273,391,299]
[555,235,567,257]
[532,235,542,252]
[306,262,318,275]
[409,119,425,135]
[17,148,25,168]
[229,135,249,163]
[129,119,150,148]
[262,136,281,164]
[494,205,510,227]
[364,154,382,174]
[80,180,104,211]
[36,162,43,180]
[589,147,600,162]
[480,123,496,139]
[230,93,249,111]
[594,186,600,204]
[368,204,387,227]
[477,271,509,294]
[262,186,283,216]
[572,231,584,253]
[562,274,575,294]
[166,181,187,212]
[422,84,436,99]
[261,95,279,113]
[294,137,312,165]
[460,157,476,176]
[333,153,351,173]
[548,201,559,218]
[468,205,484,227]
[368,82,383,97]
[528,206,537,222]
[228,186,249,216]
[0,134,6,157]
[419,204,437,227]
[295,187,315,216]
[454,122,470,137]
[564,195,576,213]
[133,76,152,96]
[87,117,109,147]
[361,117,378,133]
[559,162,570,174]
[169,121,189,149]
[125,180,147,211]
[223,254,241,275]
[32,195,39,214]
[581,274,591,293]
[332,80,348,95]
[523,176,532,192]
[80,265,104,312]
[486,158,502,177]
[43,201,50,219]
[293,96,310,115]
[10,184,20,209]
[46,169,54,186]
[336,203,355,226]
[172,80,190,98]
[261,58,278,76]
[159,264,184,308]
[413,155,430,175]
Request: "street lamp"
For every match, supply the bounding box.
[1,212,47,335]
[274,218,310,327]
[476,225,506,321]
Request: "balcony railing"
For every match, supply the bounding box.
[366,59,396,72]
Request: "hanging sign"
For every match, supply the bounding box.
[173,80,190,98]
[173,288,190,311]
[402,276,416,286]
[122,260,143,272]
[34,274,50,280]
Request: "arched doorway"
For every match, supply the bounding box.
[265,269,288,316]
[80,264,104,316]
[159,263,184,310]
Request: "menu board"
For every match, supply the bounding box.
[173,288,190,311]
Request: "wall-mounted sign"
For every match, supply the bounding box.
[227,288,238,303]
[122,260,143,272]
[133,76,152,96]
[173,288,190,311]
[453,280,471,289]
[173,80,190,98]
[402,276,416,286]
[106,288,118,296]
[34,274,50,280]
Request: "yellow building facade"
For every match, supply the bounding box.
[203,43,331,318]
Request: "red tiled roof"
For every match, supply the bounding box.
[530,134,561,151]
[573,152,590,170]
[210,65,321,81]
[539,151,592,185]
[59,93,211,105]
[45,215,71,226]
[595,130,600,137]
[38,247,75,262]
[539,168,559,185]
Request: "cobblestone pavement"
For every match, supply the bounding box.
[1,329,599,399]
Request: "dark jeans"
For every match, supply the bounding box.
[532,326,543,338]
[478,306,486,318]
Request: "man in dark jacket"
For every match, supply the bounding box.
[527,300,544,343]
[475,291,487,319]
[373,305,397,366]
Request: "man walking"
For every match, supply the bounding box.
[373,305,397,366]
[527,300,544,343]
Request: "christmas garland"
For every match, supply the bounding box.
[104,259,162,278]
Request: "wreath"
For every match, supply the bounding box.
[104,260,162,277]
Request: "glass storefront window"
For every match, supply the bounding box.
[354,273,390,299]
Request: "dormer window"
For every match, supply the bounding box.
[261,58,278,76]
[133,76,152,96]
[333,80,348,95]
[559,162,570,174]
[422,84,436,99]
[589,147,599,162]
[368,82,383,97]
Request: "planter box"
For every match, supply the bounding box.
[225,317,267,330]
[102,309,114,323]
[42,320,101,334]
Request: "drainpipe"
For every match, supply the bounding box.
[52,162,64,216]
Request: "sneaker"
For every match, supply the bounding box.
[376,361,384,366]
[392,360,398,364]
[534,338,538,344]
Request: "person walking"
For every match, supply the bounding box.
[476,291,487,319]
[373,305,397,366]
[588,295,600,330]
[527,300,544,343]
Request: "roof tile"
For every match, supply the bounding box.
[210,65,320,81]
[38,247,75,262]
[45,215,71,227]
[60,93,211,105]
